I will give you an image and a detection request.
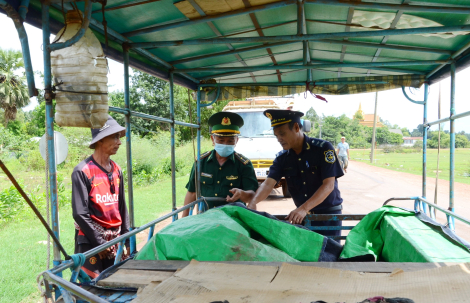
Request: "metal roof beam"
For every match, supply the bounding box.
[177,60,447,73]
[122,0,297,37]
[305,0,470,14]
[169,41,297,65]
[130,24,470,48]
[185,0,257,82]
[203,61,425,81]
[337,7,354,77]
[427,38,470,79]
[366,0,409,75]
[242,0,282,82]
[91,0,162,14]
[170,37,450,67]
[298,0,312,81]
[317,39,451,55]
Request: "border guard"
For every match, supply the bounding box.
[182,112,258,217]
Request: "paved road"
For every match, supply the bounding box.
[137,160,470,249]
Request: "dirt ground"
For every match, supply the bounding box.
[136,160,470,249]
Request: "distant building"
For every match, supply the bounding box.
[402,137,423,147]
[353,103,385,128]
[389,129,403,136]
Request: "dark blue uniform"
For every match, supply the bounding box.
[267,134,344,237]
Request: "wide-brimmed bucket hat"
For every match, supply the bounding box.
[89,115,126,148]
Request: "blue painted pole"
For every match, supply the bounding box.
[42,3,62,299]
[0,0,37,97]
[123,46,136,253]
[129,25,470,48]
[449,62,456,230]
[196,88,202,210]
[422,83,429,214]
[169,72,177,221]
[16,25,36,97]
[176,60,447,73]
[147,225,155,242]
[47,0,92,52]
[114,242,124,265]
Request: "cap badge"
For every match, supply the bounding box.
[266,113,273,120]
[221,117,231,125]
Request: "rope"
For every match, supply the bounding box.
[36,271,51,303]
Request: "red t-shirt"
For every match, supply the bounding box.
[72,156,129,246]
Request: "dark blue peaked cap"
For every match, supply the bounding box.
[263,109,304,128]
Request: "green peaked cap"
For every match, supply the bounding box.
[208,112,244,136]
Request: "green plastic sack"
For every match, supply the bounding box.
[136,205,325,262]
[340,206,470,262]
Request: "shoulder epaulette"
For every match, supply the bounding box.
[200,151,211,159]
[235,152,250,165]
[311,138,328,148]
[276,150,288,157]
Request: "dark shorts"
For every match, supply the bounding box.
[307,209,342,238]
[74,231,114,279]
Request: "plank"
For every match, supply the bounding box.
[119,260,460,273]
[97,269,175,288]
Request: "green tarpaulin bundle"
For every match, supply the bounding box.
[340,206,470,262]
[136,205,341,262]
[136,204,470,263]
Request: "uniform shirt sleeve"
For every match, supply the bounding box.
[267,152,285,183]
[319,141,344,181]
[185,162,196,192]
[240,161,259,192]
[118,170,130,244]
[71,170,106,246]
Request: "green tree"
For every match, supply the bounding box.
[0,49,30,126]
[401,127,411,137]
[455,134,469,148]
[305,107,318,124]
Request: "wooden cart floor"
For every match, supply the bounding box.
[78,260,463,302]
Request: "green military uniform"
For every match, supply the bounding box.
[185,150,259,208]
[185,111,258,209]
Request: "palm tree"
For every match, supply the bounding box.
[0,49,30,126]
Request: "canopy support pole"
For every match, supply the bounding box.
[370,92,378,164]
[123,45,136,253]
[169,72,177,221]
[422,83,429,214]
[196,88,202,212]
[42,2,62,299]
[449,62,456,230]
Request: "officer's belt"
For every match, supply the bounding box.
[308,204,343,214]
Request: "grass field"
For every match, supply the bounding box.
[0,176,188,303]
[350,148,470,184]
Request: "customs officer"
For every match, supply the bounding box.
[243,109,344,237]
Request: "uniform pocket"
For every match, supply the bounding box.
[200,175,214,185]
[223,178,240,189]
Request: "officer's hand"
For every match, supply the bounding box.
[226,188,242,202]
[286,207,308,225]
[247,202,257,211]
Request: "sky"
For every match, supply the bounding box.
[1,15,470,133]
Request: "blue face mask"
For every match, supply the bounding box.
[214,143,235,157]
